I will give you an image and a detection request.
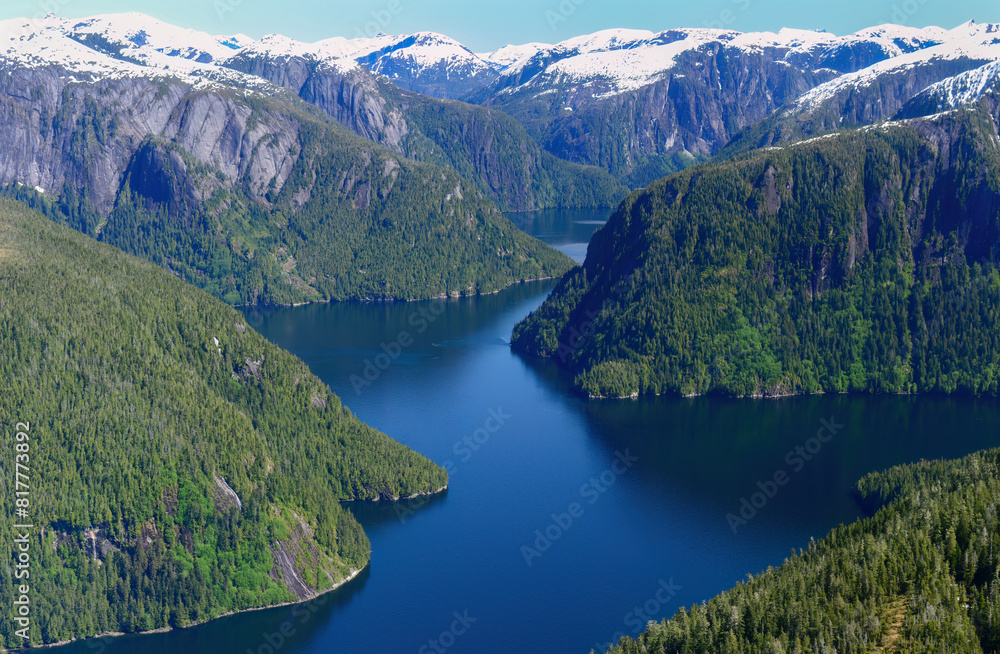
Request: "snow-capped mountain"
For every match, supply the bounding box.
[492,28,735,98]
[4,11,1000,189]
[346,32,497,99]
[710,19,1000,161]
[0,11,629,219]
[478,43,547,71]
[478,23,959,103]
[226,30,492,95]
[893,58,1000,120]
[0,13,950,105]
[911,60,1000,109]
[4,8,1000,273]
[6,12,990,111]
[794,20,1000,110]
[0,13,268,91]
[64,12,252,64]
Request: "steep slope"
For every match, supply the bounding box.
[222,39,627,212]
[599,447,1000,654]
[28,13,1000,191]
[723,21,1000,156]
[350,31,498,99]
[0,198,448,647]
[0,20,575,304]
[40,14,625,213]
[898,59,1000,118]
[513,103,1000,398]
[483,25,948,101]
[474,25,958,185]
[335,21,1000,187]
[21,13,1000,195]
[481,39,832,186]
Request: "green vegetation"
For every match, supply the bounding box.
[0,198,447,647]
[484,85,705,188]
[1,82,575,307]
[396,95,629,210]
[1,127,574,305]
[514,105,1000,398]
[599,446,1000,654]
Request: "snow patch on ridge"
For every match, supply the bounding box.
[913,60,1000,108]
[5,11,1000,108]
[794,20,1000,110]
[0,13,269,91]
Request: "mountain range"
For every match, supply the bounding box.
[12,15,1000,181]
[0,196,448,646]
[7,8,1000,651]
[4,13,1000,306]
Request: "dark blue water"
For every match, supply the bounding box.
[61,209,1000,654]
[508,207,613,264]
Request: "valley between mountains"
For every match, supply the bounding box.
[4,9,1000,653]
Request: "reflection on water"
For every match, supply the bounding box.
[508,207,613,263]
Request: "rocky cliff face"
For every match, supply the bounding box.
[0,65,299,215]
[483,45,836,186]
[10,13,995,201]
[225,52,412,151]
[223,51,626,211]
[722,57,992,156]
[0,58,575,304]
[464,26,965,185]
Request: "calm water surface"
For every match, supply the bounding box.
[61,208,1000,654]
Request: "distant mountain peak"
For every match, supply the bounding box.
[1,11,997,113]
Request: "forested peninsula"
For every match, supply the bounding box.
[0,198,447,648]
[600,446,1000,653]
[514,105,1000,399]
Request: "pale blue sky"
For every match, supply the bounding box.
[1,0,997,51]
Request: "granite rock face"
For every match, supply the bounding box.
[0,66,300,214]
[223,51,626,211]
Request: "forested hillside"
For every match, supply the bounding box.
[0,64,574,306]
[513,103,1000,398]
[0,198,447,647]
[222,50,628,212]
[599,446,1000,653]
